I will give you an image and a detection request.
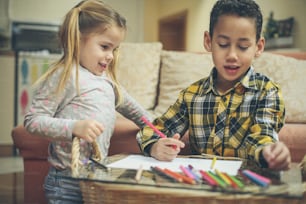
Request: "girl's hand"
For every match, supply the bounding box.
[262,141,291,170]
[72,120,104,142]
[150,133,185,161]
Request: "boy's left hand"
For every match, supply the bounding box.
[262,141,291,170]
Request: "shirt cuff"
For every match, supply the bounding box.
[258,149,269,168]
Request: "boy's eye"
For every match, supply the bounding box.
[238,45,249,51]
[219,43,229,48]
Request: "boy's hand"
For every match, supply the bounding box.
[72,120,104,142]
[262,142,291,170]
[150,133,185,161]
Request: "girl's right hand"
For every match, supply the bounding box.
[72,120,104,142]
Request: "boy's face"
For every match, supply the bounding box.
[204,15,264,91]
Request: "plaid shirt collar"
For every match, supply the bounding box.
[201,66,259,96]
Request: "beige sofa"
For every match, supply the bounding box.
[12,42,306,204]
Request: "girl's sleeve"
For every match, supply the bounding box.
[24,71,76,140]
[115,87,152,128]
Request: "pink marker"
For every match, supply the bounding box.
[141,116,166,138]
[141,116,177,149]
[242,169,271,187]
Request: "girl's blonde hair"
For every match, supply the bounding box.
[35,0,126,105]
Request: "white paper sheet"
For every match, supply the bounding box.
[107,155,242,175]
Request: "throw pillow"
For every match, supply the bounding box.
[117,42,162,110]
[154,50,213,115]
[254,52,306,123]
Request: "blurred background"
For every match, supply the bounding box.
[0,0,305,154]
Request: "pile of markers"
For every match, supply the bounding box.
[140,117,272,189]
[150,165,271,189]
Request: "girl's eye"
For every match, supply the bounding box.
[101,45,109,50]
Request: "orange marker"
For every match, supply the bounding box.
[215,169,232,186]
[165,168,196,185]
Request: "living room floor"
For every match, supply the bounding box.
[0,157,24,204]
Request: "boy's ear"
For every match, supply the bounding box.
[203,31,212,52]
[255,37,265,57]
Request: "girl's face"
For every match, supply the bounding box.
[204,15,264,92]
[79,26,125,76]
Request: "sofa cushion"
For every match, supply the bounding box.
[254,53,306,123]
[154,51,213,115]
[117,42,162,110]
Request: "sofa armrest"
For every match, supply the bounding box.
[278,124,306,163]
[11,125,50,159]
[109,116,142,155]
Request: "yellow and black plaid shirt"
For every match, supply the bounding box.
[138,67,285,165]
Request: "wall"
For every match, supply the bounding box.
[9,0,144,42]
[0,54,14,144]
[257,0,306,50]
[1,0,305,145]
[0,0,145,145]
[144,0,306,52]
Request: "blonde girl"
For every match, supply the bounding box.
[24,0,150,203]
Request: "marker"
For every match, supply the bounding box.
[243,169,271,184]
[199,170,218,187]
[241,169,271,187]
[141,116,177,149]
[210,156,217,170]
[89,157,110,171]
[215,169,232,186]
[207,171,227,188]
[151,166,179,183]
[164,168,196,185]
[180,165,196,180]
[187,165,202,183]
[163,168,183,183]
[226,174,244,189]
[215,169,238,189]
[135,164,143,182]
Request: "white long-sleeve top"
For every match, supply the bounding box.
[24,65,150,170]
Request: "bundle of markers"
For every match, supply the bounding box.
[150,165,271,189]
[140,117,271,189]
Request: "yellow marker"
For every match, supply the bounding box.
[215,169,231,186]
[210,156,217,170]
